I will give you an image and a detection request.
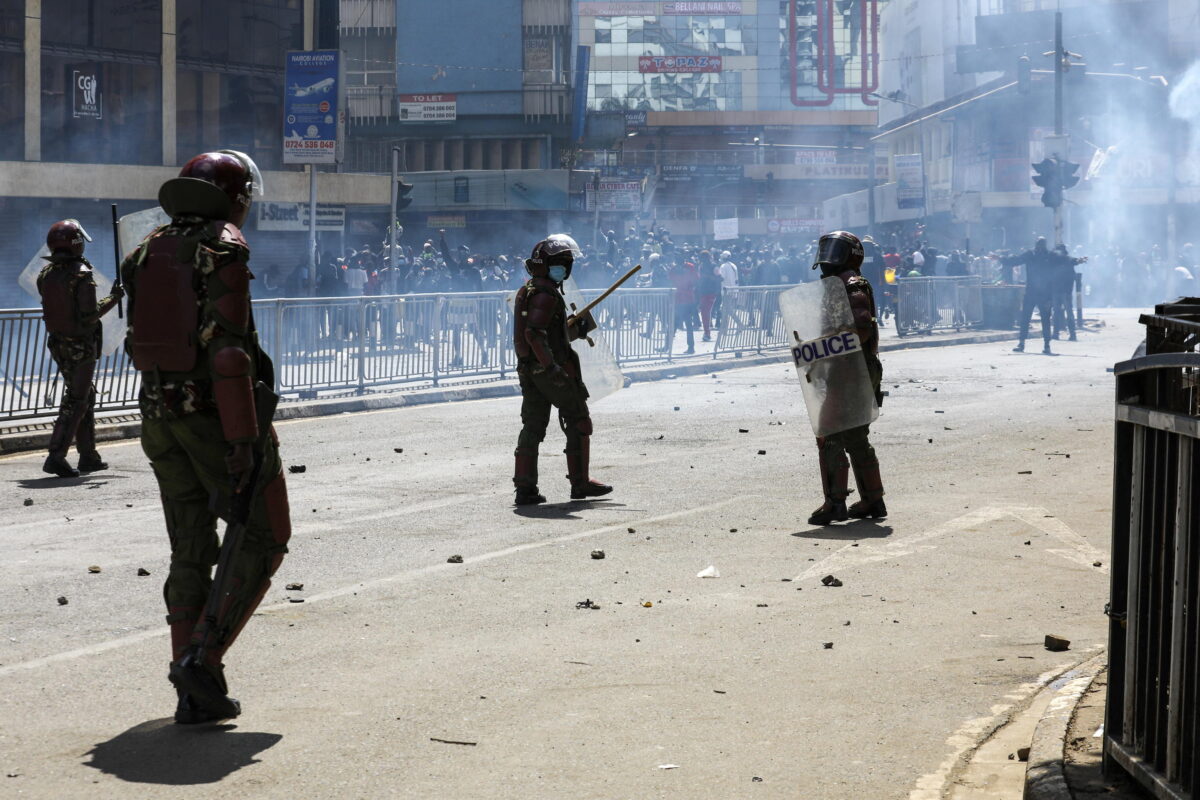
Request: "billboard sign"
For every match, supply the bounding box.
[257,202,346,232]
[585,180,643,212]
[399,93,457,122]
[72,67,102,119]
[283,50,344,164]
[713,217,739,241]
[663,2,743,12]
[767,218,823,236]
[638,55,723,74]
[894,153,925,210]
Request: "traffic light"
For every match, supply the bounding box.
[396,176,413,210]
[1059,159,1080,190]
[1032,158,1061,207]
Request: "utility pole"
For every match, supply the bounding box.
[1053,10,1064,247]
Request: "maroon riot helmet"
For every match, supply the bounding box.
[525,234,582,281]
[158,150,264,227]
[46,219,92,258]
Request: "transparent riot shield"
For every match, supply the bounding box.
[19,246,126,356]
[505,277,624,403]
[117,206,170,259]
[778,277,878,436]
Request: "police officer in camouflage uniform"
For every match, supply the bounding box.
[37,220,124,478]
[512,235,613,505]
[121,150,291,724]
[808,231,888,525]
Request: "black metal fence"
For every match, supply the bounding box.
[1106,301,1200,800]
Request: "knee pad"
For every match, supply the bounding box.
[574,417,593,436]
[517,426,546,450]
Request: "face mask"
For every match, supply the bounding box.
[548,265,567,282]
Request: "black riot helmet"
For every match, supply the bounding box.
[812,230,864,275]
[525,234,582,281]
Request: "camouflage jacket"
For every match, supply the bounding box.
[120,215,262,420]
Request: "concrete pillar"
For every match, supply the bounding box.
[488,140,503,170]
[410,140,426,171]
[161,0,176,165]
[24,0,40,161]
[303,0,315,49]
[504,139,520,170]
[469,139,484,170]
[202,72,221,147]
[448,139,464,170]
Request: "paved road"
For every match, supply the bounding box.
[0,313,1139,799]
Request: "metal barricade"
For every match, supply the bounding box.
[580,287,675,363]
[712,285,792,356]
[895,276,982,336]
[1106,304,1199,800]
[0,309,142,421]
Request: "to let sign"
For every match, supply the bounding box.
[399,94,457,122]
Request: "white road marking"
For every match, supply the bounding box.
[796,505,1109,582]
[0,497,743,677]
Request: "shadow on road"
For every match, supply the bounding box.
[512,502,584,520]
[83,718,281,785]
[15,475,129,490]
[791,521,893,540]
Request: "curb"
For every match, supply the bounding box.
[0,328,1019,456]
[1024,651,1108,800]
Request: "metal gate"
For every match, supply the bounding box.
[1106,304,1199,800]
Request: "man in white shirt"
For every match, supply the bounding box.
[716,250,744,329]
[342,261,368,296]
[910,247,925,271]
[718,250,738,287]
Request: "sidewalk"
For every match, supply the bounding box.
[0,324,1026,455]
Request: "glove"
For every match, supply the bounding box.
[109,285,125,301]
[225,441,256,493]
[547,363,569,386]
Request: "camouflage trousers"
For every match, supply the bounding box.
[816,353,884,502]
[141,409,291,667]
[46,335,98,457]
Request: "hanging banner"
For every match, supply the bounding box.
[713,217,739,241]
[894,153,925,210]
[283,50,344,165]
[72,67,102,119]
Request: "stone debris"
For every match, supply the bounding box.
[1018,470,1033,475]
[752,777,764,782]
[590,550,605,560]
[1017,747,1031,762]
[757,450,767,455]
[137,568,151,576]
[696,565,720,578]
[87,565,101,574]
[286,583,304,590]
[446,554,464,564]
[822,642,834,649]
[288,465,307,473]
[1044,634,1071,652]
[738,428,749,433]
[575,599,600,610]
[288,598,304,603]
[394,448,404,453]
[657,764,680,770]
[22,498,32,507]
[821,575,843,587]
[1093,561,1103,568]
[57,596,68,606]
[642,601,653,608]
[627,527,636,533]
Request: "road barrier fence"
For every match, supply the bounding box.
[894,276,983,337]
[1106,301,1199,799]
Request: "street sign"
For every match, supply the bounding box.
[895,154,925,210]
[257,202,345,232]
[283,50,344,164]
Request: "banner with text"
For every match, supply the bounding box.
[283,50,344,164]
[257,202,346,232]
[586,180,643,212]
[399,94,457,122]
[894,153,925,210]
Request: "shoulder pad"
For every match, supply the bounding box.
[220,223,248,249]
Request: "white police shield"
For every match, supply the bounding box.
[505,277,624,403]
[19,245,128,356]
[117,206,171,258]
[778,276,878,436]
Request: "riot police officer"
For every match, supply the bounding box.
[37,220,123,478]
[121,150,291,724]
[808,231,887,525]
[511,235,612,505]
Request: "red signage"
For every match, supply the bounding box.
[638,55,723,74]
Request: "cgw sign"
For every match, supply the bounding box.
[790,330,862,368]
[72,68,102,119]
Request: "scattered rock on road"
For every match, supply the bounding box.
[23,498,32,506]
[56,596,68,606]
[696,565,720,578]
[394,448,404,453]
[757,450,767,455]
[576,599,600,610]
[87,565,101,574]
[590,550,605,560]
[286,583,304,590]
[1044,634,1071,652]
[137,568,151,576]
[821,575,843,587]
[288,464,307,473]
[446,555,464,564]
[822,642,834,649]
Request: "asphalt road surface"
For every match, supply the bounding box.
[0,312,1139,799]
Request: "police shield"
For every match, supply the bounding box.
[779,277,878,436]
[19,245,127,356]
[505,277,624,403]
[117,206,171,258]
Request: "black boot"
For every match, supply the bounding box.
[567,437,612,500]
[515,487,546,505]
[42,453,79,478]
[174,688,235,725]
[848,458,887,519]
[808,500,848,525]
[514,447,544,505]
[168,656,241,721]
[1012,341,1025,353]
[848,498,888,519]
[77,452,108,472]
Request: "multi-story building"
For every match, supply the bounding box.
[573,0,885,243]
[831,0,1198,258]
